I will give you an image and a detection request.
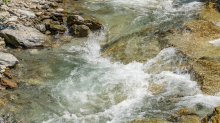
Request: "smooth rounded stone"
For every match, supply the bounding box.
[39,1,46,5]
[1,5,9,11]
[0,24,48,48]
[36,12,42,16]
[35,24,46,32]
[70,24,91,37]
[45,30,51,35]
[56,8,64,13]
[0,52,19,67]
[50,24,67,32]
[16,9,36,18]
[29,5,36,9]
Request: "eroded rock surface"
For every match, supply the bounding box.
[164,20,220,95]
[169,109,201,123]
[129,118,170,123]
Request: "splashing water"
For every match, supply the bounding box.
[2,0,220,123]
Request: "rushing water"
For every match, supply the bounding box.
[1,0,220,123]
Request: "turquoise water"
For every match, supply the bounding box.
[2,0,220,123]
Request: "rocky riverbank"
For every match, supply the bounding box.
[0,0,103,121]
[0,0,103,88]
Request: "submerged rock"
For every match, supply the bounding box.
[199,2,220,24]
[169,109,200,123]
[129,118,170,123]
[0,24,48,48]
[0,78,18,88]
[164,20,220,95]
[102,30,160,64]
[202,105,220,123]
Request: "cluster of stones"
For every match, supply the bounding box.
[0,0,103,90]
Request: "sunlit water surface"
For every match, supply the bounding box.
[1,0,220,123]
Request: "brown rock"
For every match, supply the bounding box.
[21,2,29,8]
[0,78,18,88]
[200,0,219,3]
[50,24,67,32]
[129,118,170,123]
[179,115,201,123]
[67,15,103,30]
[169,109,200,123]
[84,18,103,30]
[3,72,12,79]
[67,15,85,26]
[202,116,209,123]
[36,5,41,10]
[70,24,91,37]
[199,2,220,24]
[45,30,51,35]
[164,20,220,95]
[42,19,52,26]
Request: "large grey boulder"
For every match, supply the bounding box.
[0,52,18,68]
[0,24,48,48]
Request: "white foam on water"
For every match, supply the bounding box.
[42,32,220,123]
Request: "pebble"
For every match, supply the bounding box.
[56,8,64,13]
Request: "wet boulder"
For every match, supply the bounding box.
[84,18,103,30]
[67,15,85,25]
[49,24,67,33]
[0,24,48,48]
[70,24,91,37]
[67,15,103,30]
[202,105,220,123]
[199,2,220,24]
[169,109,200,123]
[129,118,170,123]
[164,20,220,95]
